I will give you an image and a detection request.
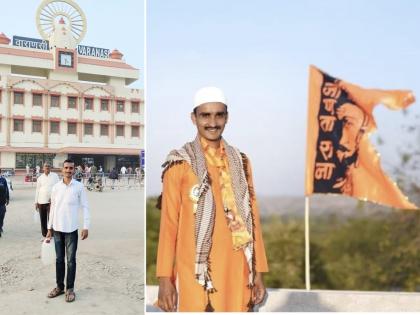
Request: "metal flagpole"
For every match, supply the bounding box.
[305,196,311,290]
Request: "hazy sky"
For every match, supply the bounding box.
[1,0,144,87]
[147,0,420,196]
[2,1,419,197]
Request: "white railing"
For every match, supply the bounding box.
[145,285,420,312]
[2,173,144,190]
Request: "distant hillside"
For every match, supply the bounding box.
[257,194,393,218]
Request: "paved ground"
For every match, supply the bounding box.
[0,184,144,315]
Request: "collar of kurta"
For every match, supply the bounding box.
[200,137,225,157]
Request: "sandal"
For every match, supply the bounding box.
[65,290,76,303]
[47,287,64,298]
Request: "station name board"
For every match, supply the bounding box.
[77,45,109,58]
[12,36,110,59]
[13,36,49,50]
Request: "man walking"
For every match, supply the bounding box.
[120,165,127,175]
[35,162,59,239]
[156,87,268,312]
[90,164,97,178]
[109,168,119,189]
[46,159,90,303]
[35,164,41,177]
[0,169,10,238]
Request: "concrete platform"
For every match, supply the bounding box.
[146,285,420,312]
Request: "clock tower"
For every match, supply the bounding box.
[36,0,86,73]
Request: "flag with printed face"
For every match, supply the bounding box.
[305,65,418,210]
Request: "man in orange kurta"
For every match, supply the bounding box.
[156,87,268,312]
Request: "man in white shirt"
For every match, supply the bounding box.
[46,159,90,303]
[34,162,59,238]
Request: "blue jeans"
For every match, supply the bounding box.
[54,230,78,290]
[0,205,6,233]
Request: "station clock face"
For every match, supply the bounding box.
[58,51,74,68]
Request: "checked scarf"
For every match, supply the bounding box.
[161,136,255,292]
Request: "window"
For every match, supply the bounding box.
[116,100,125,112]
[13,119,24,132]
[32,120,42,133]
[131,101,140,113]
[84,123,93,135]
[33,94,42,106]
[51,95,60,107]
[15,153,55,169]
[68,96,77,109]
[67,122,77,135]
[100,99,109,111]
[100,124,109,136]
[116,125,124,137]
[84,98,93,110]
[14,92,24,105]
[50,121,60,134]
[131,126,140,137]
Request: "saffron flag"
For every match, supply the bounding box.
[305,65,418,210]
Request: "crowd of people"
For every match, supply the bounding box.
[25,163,144,186]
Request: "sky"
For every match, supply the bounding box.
[1,1,419,197]
[0,0,144,88]
[147,0,420,197]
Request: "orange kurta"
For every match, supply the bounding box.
[156,147,268,312]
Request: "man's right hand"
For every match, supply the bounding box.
[35,203,39,211]
[45,229,52,243]
[157,277,177,312]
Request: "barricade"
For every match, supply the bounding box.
[2,173,144,191]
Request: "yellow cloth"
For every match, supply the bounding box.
[156,141,268,312]
[201,138,253,250]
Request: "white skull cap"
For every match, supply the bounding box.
[194,86,227,108]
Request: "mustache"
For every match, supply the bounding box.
[338,145,350,152]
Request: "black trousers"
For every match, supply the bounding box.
[0,204,6,233]
[38,203,50,237]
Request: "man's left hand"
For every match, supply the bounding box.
[252,272,266,305]
[81,229,89,240]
